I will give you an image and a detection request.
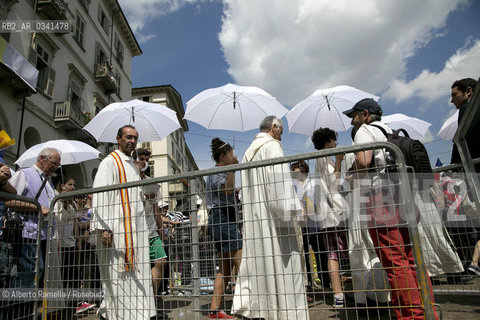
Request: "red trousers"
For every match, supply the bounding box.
[367,193,438,320]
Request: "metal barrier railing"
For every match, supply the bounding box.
[430,160,480,297]
[0,191,43,320]
[40,141,449,320]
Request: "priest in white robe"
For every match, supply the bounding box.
[91,125,156,320]
[232,116,309,320]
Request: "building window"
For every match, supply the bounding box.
[94,99,106,116]
[113,71,121,96]
[114,33,124,66]
[73,13,85,47]
[94,43,108,72]
[97,5,109,35]
[175,150,180,164]
[142,96,150,102]
[79,0,90,11]
[68,77,84,111]
[148,160,155,177]
[34,43,55,98]
[24,126,41,149]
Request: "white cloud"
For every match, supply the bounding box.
[384,38,480,103]
[118,0,205,43]
[219,0,469,106]
[420,129,434,144]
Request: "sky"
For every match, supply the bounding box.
[118,0,480,170]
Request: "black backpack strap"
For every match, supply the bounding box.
[395,128,410,138]
[371,123,411,139]
[369,123,388,138]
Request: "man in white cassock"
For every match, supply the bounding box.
[232,116,309,320]
[91,125,156,320]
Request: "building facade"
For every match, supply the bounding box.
[0,0,141,187]
[132,85,205,212]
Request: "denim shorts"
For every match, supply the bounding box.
[207,206,242,254]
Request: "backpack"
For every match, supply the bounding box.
[370,123,434,187]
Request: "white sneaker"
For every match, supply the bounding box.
[333,296,344,308]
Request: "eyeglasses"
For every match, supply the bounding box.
[47,158,60,167]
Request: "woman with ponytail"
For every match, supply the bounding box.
[206,138,242,319]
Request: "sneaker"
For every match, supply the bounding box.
[206,310,234,319]
[333,296,344,308]
[76,302,96,314]
[468,264,480,276]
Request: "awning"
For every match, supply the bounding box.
[0,36,38,92]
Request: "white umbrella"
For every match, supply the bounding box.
[184,83,288,132]
[438,110,458,140]
[382,113,432,140]
[15,140,100,168]
[286,85,379,136]
[83,99,181,143]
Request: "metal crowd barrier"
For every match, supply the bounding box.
[430,159,480,297]
[0,191,43,320]
[37,141,456,320]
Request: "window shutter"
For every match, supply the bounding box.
[45,68,55,98]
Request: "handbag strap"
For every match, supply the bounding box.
[3,174,48,222]
[34,176,48,200]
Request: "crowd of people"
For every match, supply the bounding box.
[0,126,183,319]
[0,77,478,320]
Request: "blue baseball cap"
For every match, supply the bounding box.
[343,98,383,117]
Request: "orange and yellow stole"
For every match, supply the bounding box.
[110,151,135,271]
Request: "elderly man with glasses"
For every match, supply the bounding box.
[8,147,61,290]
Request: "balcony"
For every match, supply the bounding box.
[54,100,89,128]
[94,62,117,94]
[0,60,36,98]
[0,36,37,97]
[54,100,95,141]
[36,0,70,21]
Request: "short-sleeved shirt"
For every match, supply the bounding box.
[354,121,391,187]
[206,172,235,209]
[55,202,77,248]
[140,175,161,239]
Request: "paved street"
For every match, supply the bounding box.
[60,283,479,320]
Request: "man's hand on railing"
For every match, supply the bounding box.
[102,230,113,247]
[41,206,49,216]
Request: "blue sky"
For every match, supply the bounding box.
[119,0,480,169]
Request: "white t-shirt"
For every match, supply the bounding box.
[141,175,160,238]
[315,157,344,229]
[354,121,392,187]
[55,201,77,248]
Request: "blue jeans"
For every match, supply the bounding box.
[0,242,13,288]
[11,241,43,288]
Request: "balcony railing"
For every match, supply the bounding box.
[36,0,71,21]
[54,100,89,128]
[94,62,117,93]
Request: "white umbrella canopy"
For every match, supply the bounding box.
[438,110,458,140]
[184,83,289,132]
[286,85,379,136]
[382,113,432,140]
[83,99,181,143]
[15,140,100,168]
